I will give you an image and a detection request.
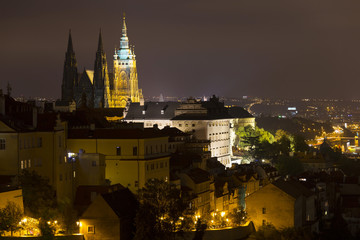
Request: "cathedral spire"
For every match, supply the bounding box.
[61,29,78,102]
[67,29,74,53]
[97,29,104,52]
[122,13,127,37]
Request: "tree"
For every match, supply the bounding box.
[0,201,23,236]
[274,155,304,176]
[134,179,193,240]
[228,208,247,227]
[19,170,57,219]
[293,135,309,153]
[57,198,78,234]
[19,170,58,237]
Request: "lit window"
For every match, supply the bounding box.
[73,171,76,178]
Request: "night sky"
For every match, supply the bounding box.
[2,0,360,100]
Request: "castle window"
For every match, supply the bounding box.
[0,138,5,150]
[133,146,138,156]
[116,147,121,156]
[161,110,164,114]
[262,208,266,214]
[142,110,146,115]
[87,225,95,234]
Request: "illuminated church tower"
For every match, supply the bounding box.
[61,15,143,109]
[110,15,143,108]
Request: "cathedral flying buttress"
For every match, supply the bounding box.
[61,15,144,109]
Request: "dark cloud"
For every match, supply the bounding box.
[1,0,360,99]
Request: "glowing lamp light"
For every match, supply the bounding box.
[47,221,51,225]
[221,211,225,217]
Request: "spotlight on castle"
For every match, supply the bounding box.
[61,14,144,109]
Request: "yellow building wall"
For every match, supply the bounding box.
[67,137,170,193]
[80,196,119,240]
[0,189,24,212]
[106,156,169,193]
[0,133,18,175]
[246,184,295,230]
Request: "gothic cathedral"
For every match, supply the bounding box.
[61,16,144,108]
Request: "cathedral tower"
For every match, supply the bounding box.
[61,15,143,109]
[93,30,110,108]
[111,14,143,108]
[61,30,78,102]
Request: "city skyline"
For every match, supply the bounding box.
[2,0,360,99]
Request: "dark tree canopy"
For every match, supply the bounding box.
[134,179,193,240]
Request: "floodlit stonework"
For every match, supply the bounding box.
[61,15,143,109]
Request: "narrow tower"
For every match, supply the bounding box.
[61,30,78,102]
[93,30,110,108]
[112,14,143,108]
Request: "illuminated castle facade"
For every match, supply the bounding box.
[61,16,143,108]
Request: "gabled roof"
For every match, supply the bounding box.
[272,179,313,199]
[102,188,137,218]
[125,102,180,120]
[186,168,211,184]
[74,184,124,209]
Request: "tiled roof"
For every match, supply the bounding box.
[125,102,180,120]
[186,168,211,184]
[102,188,137,218]
[272,179,313,199]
